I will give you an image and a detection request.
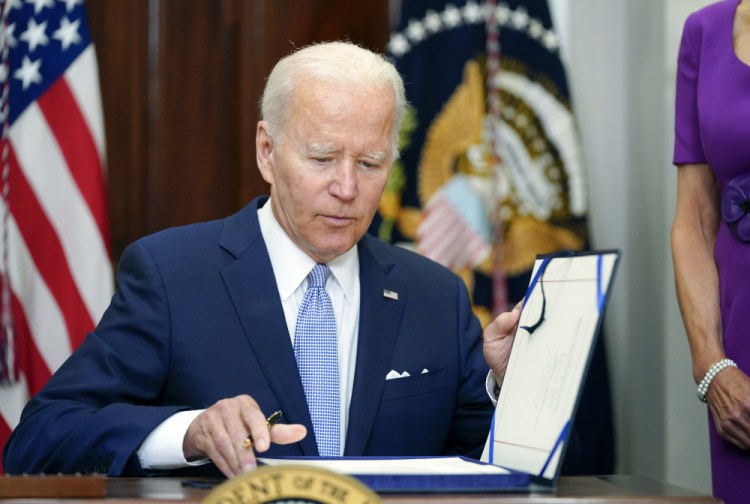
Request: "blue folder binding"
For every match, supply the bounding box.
[259,456,530,493]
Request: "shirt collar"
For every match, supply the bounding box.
[258,198,358,303]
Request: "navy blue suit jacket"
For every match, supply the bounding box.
[3,197,493,476]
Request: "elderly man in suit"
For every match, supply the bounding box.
[3,41,517,478]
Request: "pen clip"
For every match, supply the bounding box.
[266,410,282,428]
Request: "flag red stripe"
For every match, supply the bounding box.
[419,199,490,268]
[37,78,110,251]
[0,283,44,477]
[417,203,457,250]
[418,200,455,239]
[9,147,95,350]
[0,416,11,473]
[419,205,464,257]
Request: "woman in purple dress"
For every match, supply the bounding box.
[672,1,750,502]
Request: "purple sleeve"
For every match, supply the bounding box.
[673,12,707,165]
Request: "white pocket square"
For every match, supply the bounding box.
[385,370,411,380]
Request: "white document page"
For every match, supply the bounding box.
[258,457,510,475]
[486,252,618,480]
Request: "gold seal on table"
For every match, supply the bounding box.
[202,465,381,504]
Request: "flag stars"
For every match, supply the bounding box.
[387,33,410,58]
[0,22,17,48]
[542,31,560,51]
[495,5,511,25]
[511,7,529,30]
[388,2,558,59]
[423,10,441,33]
[442,4,462,28]
[19,18,49,52]
[3,0,24,18]
[14,55,42,89]
[462,1,483,24]
[26,0,55,15]
[58,0,83,12]
[528,19,544,40]
[53,16,81,50]
[406,19,426,43]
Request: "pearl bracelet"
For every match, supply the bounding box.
[697,358,738,403]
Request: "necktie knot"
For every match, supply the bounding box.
[308,264,329,289]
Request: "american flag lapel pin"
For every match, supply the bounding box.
[383,289,399,300]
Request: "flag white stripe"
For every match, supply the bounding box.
[0,377,29,431]
[426,228,461,264]
[10,105,113,322]
[66,46,107,162]
[419,197,491,268]
[419,203,464,259]
[417,201,458,250]
[1,204,72,371]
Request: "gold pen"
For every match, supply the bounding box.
[242,410,282,449]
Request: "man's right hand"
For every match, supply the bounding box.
[183,395,307,477]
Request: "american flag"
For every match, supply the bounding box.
[0,0,112,473]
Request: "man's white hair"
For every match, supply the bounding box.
[260,41,407,159]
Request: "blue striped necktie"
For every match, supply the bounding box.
[294,264,340,456]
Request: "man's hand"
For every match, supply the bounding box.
[183,395,307,477]
[483,302,522,387]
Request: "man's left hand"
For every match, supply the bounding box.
[483,302,521,387]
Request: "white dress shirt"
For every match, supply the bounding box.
[137,199,360,469]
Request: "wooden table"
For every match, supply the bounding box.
[0,475,721,503]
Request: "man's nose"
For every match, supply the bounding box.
[329,163,358,200]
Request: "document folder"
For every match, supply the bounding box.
[262,250,620,493]
[259,456,529,492]
[483,249,621,489]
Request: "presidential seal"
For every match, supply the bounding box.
[203,465,381,504]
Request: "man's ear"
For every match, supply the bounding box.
[256,121,275,185]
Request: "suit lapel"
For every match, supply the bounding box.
[344,236,406,455]
[219,199,318,455]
